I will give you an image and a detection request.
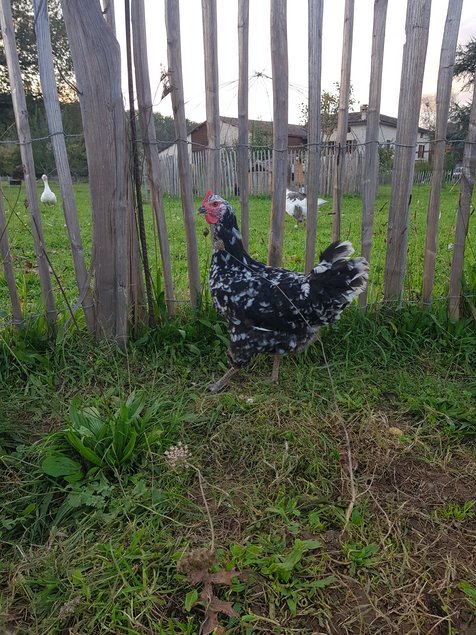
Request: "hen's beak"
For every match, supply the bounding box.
[198,205,206,214]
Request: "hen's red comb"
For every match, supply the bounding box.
[201,190,213,207]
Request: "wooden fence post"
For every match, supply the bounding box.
[61,0,135,345]
[0,188,22,327]
[359,0,388,307]
[131,0,175,316]
[305,0,323,273]
[100,0,116,34]
[33,0,95,333]
[165,0,201,307]
[448,77,476,320]
[332,0,354,242]
[238,0,250,250]
[201,0,221,192]
[0,0,57,329]
[124,0,155,327]
[268,0,288,268]
[383,0,432,302]
[422,0,463,306]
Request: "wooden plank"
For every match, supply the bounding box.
[125,0,155,327]
[305,0,323,273]
[422,0,463,306]
[201,0,221,192]
[332,0,354,242]
[0,187,22,327]
[360,0,388,307]
[0,0,56,328]
[448,77,476,319]
[61,0,137,344]
[131,0,176,316]
[238,0,250,249]
[165,0,201,307]
[383,0,432,302]
[33,0,95,333]
[268,0,288,267]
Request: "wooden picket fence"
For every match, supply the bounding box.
[0,0,474,344]
[159,147,365,198]
[158,149,457,198]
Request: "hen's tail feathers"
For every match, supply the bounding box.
[311,240,369,301]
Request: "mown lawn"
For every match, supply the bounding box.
[1,303,476,634]
[0,180,475,322]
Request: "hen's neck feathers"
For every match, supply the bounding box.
[212,207,247,261]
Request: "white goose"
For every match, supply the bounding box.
[285,188,326,224]
[40,174,57,206]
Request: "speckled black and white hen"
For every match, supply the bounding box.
[198,191,369,392]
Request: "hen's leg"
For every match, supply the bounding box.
[271,355,281,382]
[208,367,239,393]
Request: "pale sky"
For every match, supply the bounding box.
[115,1,476,125]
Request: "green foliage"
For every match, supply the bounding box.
[342,542,380,576]
[249,120,273,151]
[299,82,356,139]
[0,0,74,97]
[453,37,476,90]
[1,284,476,632]
[57,392,163,474]
[154,113,197,152]
[433,501,475,522]
[228,538,334,615]
[379,143,394,171]
[459,581,476,612]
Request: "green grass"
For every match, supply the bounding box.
[1,181,476,632]
[1,181,475,322]
[1,304,476,634]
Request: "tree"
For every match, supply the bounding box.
[299,82,355,141]
[419,94,437,133]
[446,38,476,166]
[153,113,197,152]
[453,38,476,91]
[0,0,74,98]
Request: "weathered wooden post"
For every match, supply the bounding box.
[124,0,155,327]
[131,0,175,316]
[0,188,22,327]
[201,0,221,192]
[332,0,354,242]
[237,0,250,250]
[268,0,288,268]
[422,0,463,306]
[448,77,476,320]
[0,0,57,329]
[359,0,388,307]
[305,0,323,273]
[33,0,95,333]
[383,0,432,302]
[100,0,116,34]
[165,0,201,307]
[61,0,137,344]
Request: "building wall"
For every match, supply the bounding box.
[327,122,431,161]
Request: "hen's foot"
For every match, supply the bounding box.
[208,367,239,393]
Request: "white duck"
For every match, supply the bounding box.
[40,174,57,206]
[285,188,326,224]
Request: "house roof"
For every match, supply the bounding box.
[348,111,431,135]
[220,116,307,140]
[189,116,307,140]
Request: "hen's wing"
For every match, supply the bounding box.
[211,260,313,333]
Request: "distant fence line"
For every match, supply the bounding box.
[157,147,458,198]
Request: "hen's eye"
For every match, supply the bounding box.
[213,202,219,206]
